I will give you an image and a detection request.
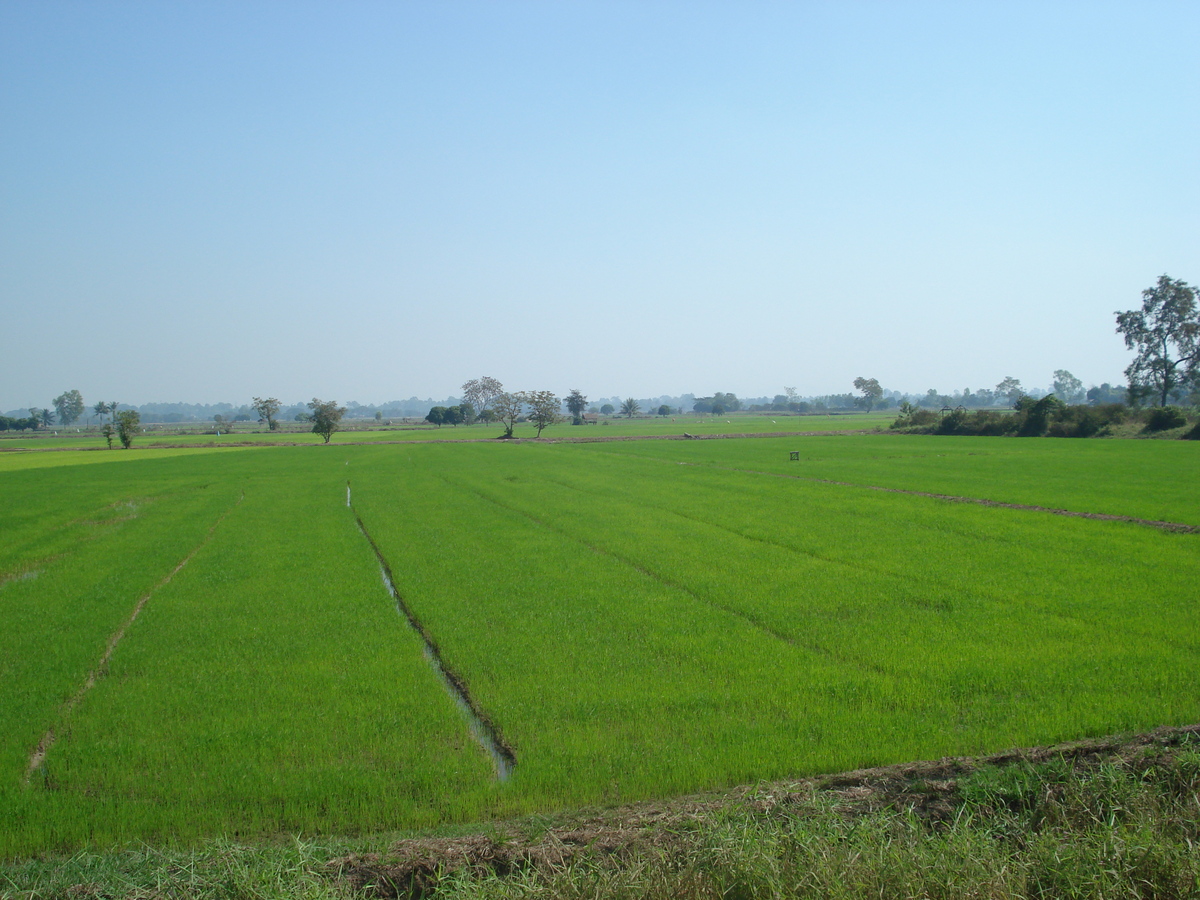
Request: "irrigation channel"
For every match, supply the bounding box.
[349,483,515,781]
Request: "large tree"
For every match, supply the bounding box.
[252,396,281,431]
[493,391,525,437]
[461,376,503,420]
[1051,370,1084,404]
[565,389,587,422]
[1115,275,1199,407]
[852,377,883,412]
[525,390,562,437]
[995,376,1024,407]
[308,398,346,443]
[53,390,85,426]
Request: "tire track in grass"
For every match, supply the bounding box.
[595,448,1198,534]
[25,491,244,785]
[546,458,1200,657]
[522,471,1126,661]
[741,468,1200,533]
[350,501,516,782]
[435,474,840,665]
[537,470,968,619]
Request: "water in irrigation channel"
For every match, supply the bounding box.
[355,514,514,781]
[375,562,514,781]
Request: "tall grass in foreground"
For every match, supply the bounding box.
[5,738,1199,898]
[437,750,1200,900]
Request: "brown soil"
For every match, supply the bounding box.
[328,724,1200,898]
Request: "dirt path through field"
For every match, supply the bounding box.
[25,492,245,784]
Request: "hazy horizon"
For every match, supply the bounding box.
[3,2,1196,412]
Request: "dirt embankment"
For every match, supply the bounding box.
[329,724,1200,898]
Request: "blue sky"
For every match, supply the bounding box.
[2,1,1197,410]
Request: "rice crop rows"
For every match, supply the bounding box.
[1,433,1196,857]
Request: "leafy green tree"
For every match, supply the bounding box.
[526,390,562,437]
[995,377,1025,407]
[1086,383,1125,404]
[657,404,671,416]
[1016,394,1064,436]
[1115,275,1199,407]
[600,403,615,415]
[101,424,115,449]
[425,406,447,427]
[565,389,587,423]
[1051,370,1084,404]
[494,391,525,437]
[252,396,281,431]
[853,377,883,412]
[53,390,85,426]
[621,397,640,418]
[461,376,503,420]
[307,398,346,443]
[115,410,140,448]
[444,405,465,427]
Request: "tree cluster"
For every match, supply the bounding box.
[890,398,1194,439]
[0,415,41,431]
[692,393,740,415]
[425,404,473,427]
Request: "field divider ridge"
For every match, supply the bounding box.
[535,468,1118,638]
[24,490,245,786]
[350,502,516,781]
[659,459,1199,534]
[436,474,835,660]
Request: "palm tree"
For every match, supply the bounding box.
[40,408,55,428]
[621,397,640,418]
[94,401,110,425]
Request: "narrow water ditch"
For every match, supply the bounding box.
[351,502,515,781]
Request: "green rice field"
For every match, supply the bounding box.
[1,432,1197,858]
[0,411,888,451]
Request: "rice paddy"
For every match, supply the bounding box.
[1,432,1196,858]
